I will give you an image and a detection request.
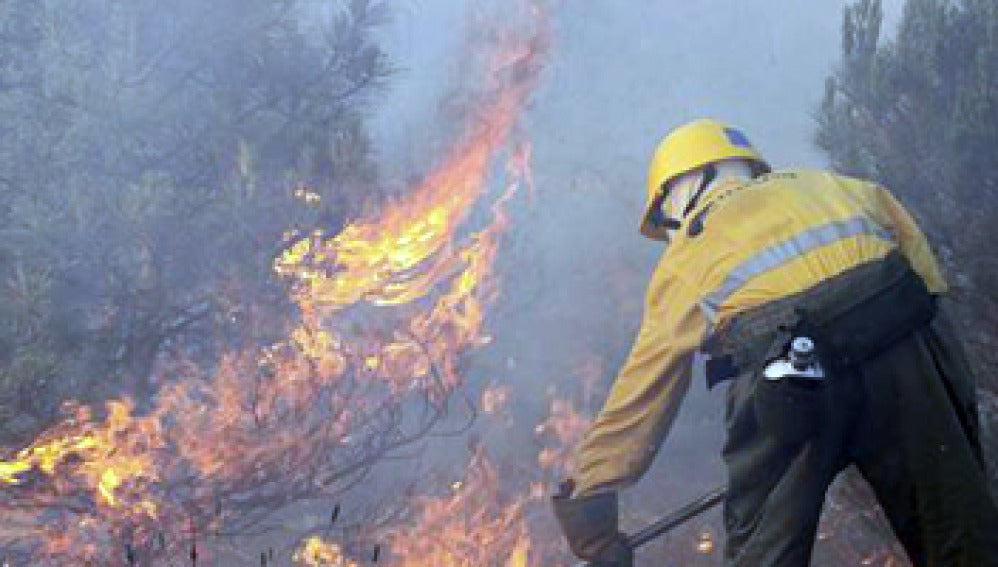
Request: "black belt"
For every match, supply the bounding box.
[705,251,937,388]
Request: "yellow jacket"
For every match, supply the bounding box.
[574,169,946,496]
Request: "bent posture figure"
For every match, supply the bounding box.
[552,119,998,566]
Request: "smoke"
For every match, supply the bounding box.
[367,0,910,562]
[0,0,915,563]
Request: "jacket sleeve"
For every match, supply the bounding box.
[573,262,707,496]
[874,186,948,294]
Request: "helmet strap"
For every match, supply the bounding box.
[681,163,717,218]
[660,216,681,230]
[652,163,718,236]
[649,194,682,230]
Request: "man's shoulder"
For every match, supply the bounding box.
[745,168,884,196]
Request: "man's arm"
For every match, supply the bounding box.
[574,263,707,496]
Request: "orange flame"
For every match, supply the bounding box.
[386,447,536,567]
[294,536,359,567]
[272,37,544,392]
[0,400,161,518]
[0,2,550,564]
[381,394,591,567]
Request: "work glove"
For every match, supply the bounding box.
[552,480,633,567]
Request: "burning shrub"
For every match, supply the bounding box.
[0,2,550,564]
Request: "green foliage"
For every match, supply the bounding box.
[816,0,998,385]
[0,0,392,441]
[817,0,998,506]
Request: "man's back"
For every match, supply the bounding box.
[661,168,946,330]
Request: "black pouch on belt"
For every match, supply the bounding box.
[719,252,938,445]
[751,325,827,446]
[798,254,937,372]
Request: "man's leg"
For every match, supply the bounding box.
[722,369,851,566]
[849,316,998,567]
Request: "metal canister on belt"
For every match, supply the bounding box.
[763,336,825,381]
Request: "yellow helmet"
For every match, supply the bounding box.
[641,119,769,240]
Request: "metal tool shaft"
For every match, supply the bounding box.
[627,486,726,549]
[575,486,727,566]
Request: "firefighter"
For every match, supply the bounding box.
[552,119,998,566]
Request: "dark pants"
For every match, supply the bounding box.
[720,269,998,566]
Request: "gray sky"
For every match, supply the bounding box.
[370,0,904,173]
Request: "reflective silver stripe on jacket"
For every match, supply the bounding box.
[699,217,894,325]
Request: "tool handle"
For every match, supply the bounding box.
[627,486,726,549]
[573,486,726,567]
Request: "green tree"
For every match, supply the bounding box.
[814,2,998,557]
[817,0,997,463]
[817,0,998,384]
[0,0,391,442]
